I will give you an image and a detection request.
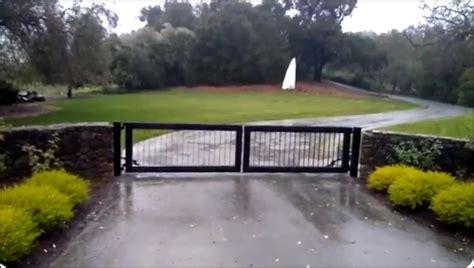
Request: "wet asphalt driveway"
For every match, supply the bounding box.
[53,174,472,266]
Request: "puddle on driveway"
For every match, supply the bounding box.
[52,173,472,267]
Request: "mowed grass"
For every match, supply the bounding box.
[385,113,474,139]
[9,88,415,141]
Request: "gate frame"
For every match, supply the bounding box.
[119,122,243,173]
[242,125,359,174]
[113,122,362,177]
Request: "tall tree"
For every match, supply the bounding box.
[26,3,117,97]
[402,0,474,103]
[283,0,357,23]
[69,11,113,87]
[0,0,51,46]
[375,30,421,94]
[110,24,196,89]
[283,0,357,81]
[191,1,289,85]
[27,6,68,85]
[140,1,195,30]
[423,0,473,43]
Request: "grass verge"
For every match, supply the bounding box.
[384,113,474,139]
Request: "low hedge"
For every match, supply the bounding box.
[25,170,90,206]
[0,206,40,262]
[431,183,474,227]
[388,171,456,209]
[367,165,420,192]
[0,169,91,263]
[0,184,74,231]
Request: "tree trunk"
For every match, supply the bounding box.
[67,84,72,98]
[313,61,324,82]
[391,82,397,92]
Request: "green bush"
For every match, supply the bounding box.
[457,80,474,107]
[431,183,474,227]
[0,79,19,105]
[388,171,456,209]
[456,67,474,107]
[25,170,90,205]
[0,184,74,231]
[0,206,40,262]
[367,165,420,191]
[388,140,442,171]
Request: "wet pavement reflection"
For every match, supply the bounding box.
[52,174,473,267]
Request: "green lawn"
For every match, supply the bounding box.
[384,113,474,139]
[9,88,415,141]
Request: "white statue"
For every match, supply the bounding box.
[282,57,296,90]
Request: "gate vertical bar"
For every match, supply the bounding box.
[242,126,251,172]
[349,127,362,177]
[235,126,243,172]
[125,124,133,172]
[341,132,351,171]
[113,122,122,176]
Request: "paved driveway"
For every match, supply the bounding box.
[53,174,472,266]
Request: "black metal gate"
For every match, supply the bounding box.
[114,122,242,173]
[243,125,360,176]
[113,122,361,177]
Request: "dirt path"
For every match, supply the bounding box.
[0,103,58,119]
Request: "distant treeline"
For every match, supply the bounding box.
[0,0,472,106]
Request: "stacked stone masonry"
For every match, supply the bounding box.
[0,123,113,185]
[360,130,474,180]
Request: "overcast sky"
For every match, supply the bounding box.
[60,0,442,34]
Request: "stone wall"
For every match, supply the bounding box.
[0,123,114,185]
[360,130,474,180]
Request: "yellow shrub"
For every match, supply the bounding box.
[0,184,74,231]
[431,183,474,227]
[0,206,40,262]
[388,171,456,209]
[25,170,90,206]
[367,165,420,191]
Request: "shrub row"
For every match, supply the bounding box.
[0,170,90,262]
[367,165,473,227]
